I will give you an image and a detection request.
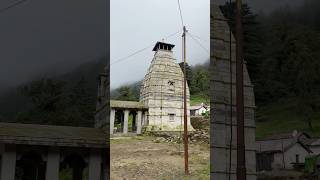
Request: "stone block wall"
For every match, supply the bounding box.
[140,49,194,131]
[211,4,257,180]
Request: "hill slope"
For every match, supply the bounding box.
[0,58,106,126]
[256,99,320,138]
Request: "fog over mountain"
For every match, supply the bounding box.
[0,0,108,92]
[0,0,307,94]
[214,0,305,13]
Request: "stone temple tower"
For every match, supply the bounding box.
[140,42,194,132]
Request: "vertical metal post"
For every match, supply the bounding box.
[235,0,246,180]
[182,25,189,175]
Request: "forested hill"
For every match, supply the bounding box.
[0,57,107,127]
[111,60,210,105]
[220,0,320,138]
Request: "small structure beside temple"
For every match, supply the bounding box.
[190,103,209,116]
[109,42,194,135]
[109,100,148,135]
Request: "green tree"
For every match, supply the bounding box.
[179,62,193,89]
[17,78,68,125]
[116,85,136,101]
[191,68,210,101]
[220,2,265,83]
[68,76,95,127]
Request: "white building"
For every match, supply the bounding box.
[256,131,314,171]
[190,103,208,116]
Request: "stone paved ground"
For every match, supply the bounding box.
[110,136,209,180]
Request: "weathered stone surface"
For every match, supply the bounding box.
[211,4,257,180]
[110,100,147,110]
[0,122,108,148]
[140,43,194,131]
[95,66,109,134]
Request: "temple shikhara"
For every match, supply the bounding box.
[110,42,194,135]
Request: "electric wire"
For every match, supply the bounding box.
[187,32,209,43]
[110,30,181,66]
[187,32,210,54]
[0,0,28,14]
[177,0,184,28]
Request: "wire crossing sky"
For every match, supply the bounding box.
[110,0,210,89]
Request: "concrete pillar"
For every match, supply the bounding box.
[45,148,60,180]
[0,144,16,180]
[88,150,101,180]
[123,110,129,134]
[137,111,142,134]
[110,109,115,134]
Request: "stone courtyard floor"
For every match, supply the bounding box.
[110,136,210,180]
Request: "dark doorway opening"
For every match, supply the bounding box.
[15,151,46,180]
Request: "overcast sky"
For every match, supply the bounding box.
[0,0,107,90]
[110,0,210,89]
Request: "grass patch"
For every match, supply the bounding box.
[256,99,320,138]
[190,93,209,106]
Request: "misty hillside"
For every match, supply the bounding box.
[220,0,320,138]
[216,0,305,13]
[247,0,305,13]
[0,57,107,126]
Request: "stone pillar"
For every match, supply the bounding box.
[123,110,129,134]
[132,112,136,132]
[137,111,142,134]
[88,150,101,180]
[110,109,115,134]
[1,144,16,180]
[45,148,60,180]
[141,112,145,126]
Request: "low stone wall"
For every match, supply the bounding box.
[190,116,209,130]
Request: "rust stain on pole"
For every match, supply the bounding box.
[235,0,246,180]
[182,25,189,175]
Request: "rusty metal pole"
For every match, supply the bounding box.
[182,25,189,175]
[235,0,246,180]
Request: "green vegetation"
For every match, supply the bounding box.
[221,1,320,137]
[59,167,88,180]
[256,99,320,139]
[0,57,107,127]
[0,1,318,138]
[190,93,207,106]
